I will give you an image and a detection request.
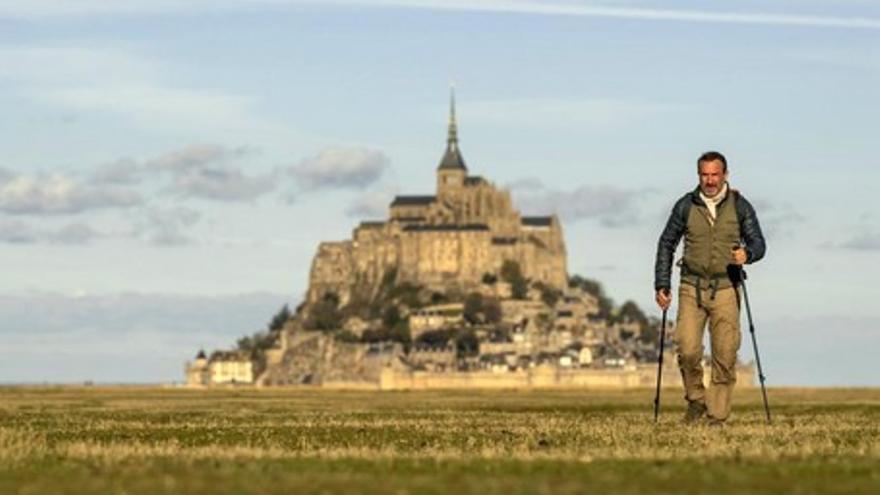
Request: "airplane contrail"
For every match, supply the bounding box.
[336,0,880,30]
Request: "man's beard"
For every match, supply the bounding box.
[701,183,724,198]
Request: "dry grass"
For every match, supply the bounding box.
[0,387,878,494]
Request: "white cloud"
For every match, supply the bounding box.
[506,177,545,192]
[0,219,39,244]
[48,222,102,245]
[92,145,273,201]
[134,207,203,246]
[143,144,277,202]
[3,144,273,219]
[345,187,398,218]
[291,147,390,190]
[170,167,277,202]
[510,179,642,227]
[0,173,141,215]
[92,158,145,185]
[147,144,252,173]
[0,220,102,245]
[840,233,880,251]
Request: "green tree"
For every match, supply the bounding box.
[233,303,296,378]
[382,305,402,328]
[379,267,398,293]
[463,292,484,324]
[389,321,412,348]
[362,321,411,348]
[236,335,255,352]
[389,282,423,309]
[535,282,561,307]
[511,278,529,300]
[416,328,474,357]
[268,304,291,333]
[569,275,614,320]
[334,329,360,343]
[484,297,502,324]
[235,328,279,377]
[455,329,480,357]
[501,260,529,300]
[360,328,386,343]
[416,328,456,346]
[500,260,523,283]
[639,316,661,346]
[616,300,648,327]
[306,292,342,331]
[319,291,339,307]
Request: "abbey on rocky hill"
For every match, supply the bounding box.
[307,90,568,306]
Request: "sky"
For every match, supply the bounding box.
[1,0,878,385]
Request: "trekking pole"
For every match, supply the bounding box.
[653,294,669,423]
[739,269,772,424]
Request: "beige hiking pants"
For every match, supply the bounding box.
[675,283,741,421]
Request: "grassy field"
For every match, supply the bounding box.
[0,387,878,494]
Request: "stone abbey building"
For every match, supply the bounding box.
[307,92,568,305]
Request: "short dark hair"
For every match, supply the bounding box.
[697,151,727,172]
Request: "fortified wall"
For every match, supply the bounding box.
[375,363,756,391]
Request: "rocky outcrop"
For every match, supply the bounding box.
[257,330,405,386]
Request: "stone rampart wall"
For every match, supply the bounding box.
[308,364,757,390]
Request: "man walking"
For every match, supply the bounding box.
[654,151,766,425]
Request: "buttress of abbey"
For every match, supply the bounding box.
[307,91,568,305]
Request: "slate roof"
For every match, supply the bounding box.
[390,195,436,206]
[438,144,467,171]
[403,224,489,232]
[521,216,553,227]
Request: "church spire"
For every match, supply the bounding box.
[438,83,467,171]
[448,84,458,149]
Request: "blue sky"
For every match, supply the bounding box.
[0,1,878,385]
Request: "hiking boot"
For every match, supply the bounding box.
[683,401,707,424]
[706,417,725,428]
